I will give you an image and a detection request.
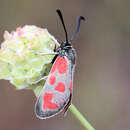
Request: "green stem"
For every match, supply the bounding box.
[69,104,95,130]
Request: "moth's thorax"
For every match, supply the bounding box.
[58,47,76,65]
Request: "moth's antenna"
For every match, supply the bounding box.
[70,16,85,41]
[56,9,69,43]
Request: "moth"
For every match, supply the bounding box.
[35,9,85,119]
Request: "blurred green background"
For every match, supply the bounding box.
[0,0,130,130]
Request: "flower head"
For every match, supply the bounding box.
[0,25,59,96]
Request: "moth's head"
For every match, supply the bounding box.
[56,9,85,47]
[60,41,71,48]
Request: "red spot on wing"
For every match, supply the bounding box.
[50,56,67,74]
[57,57,67,74]
[55,82,65,93]
[43,93,58,110]
[69,80,72,90]
[49,75,56,85]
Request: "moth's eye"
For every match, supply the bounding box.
[62,42,67,47]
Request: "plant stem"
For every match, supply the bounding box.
[69,104,95,130]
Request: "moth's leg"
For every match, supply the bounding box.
[27,76,48,85]
[54,44,57,52]
[31,50,58,56]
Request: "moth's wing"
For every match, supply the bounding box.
[35,56,73,119]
